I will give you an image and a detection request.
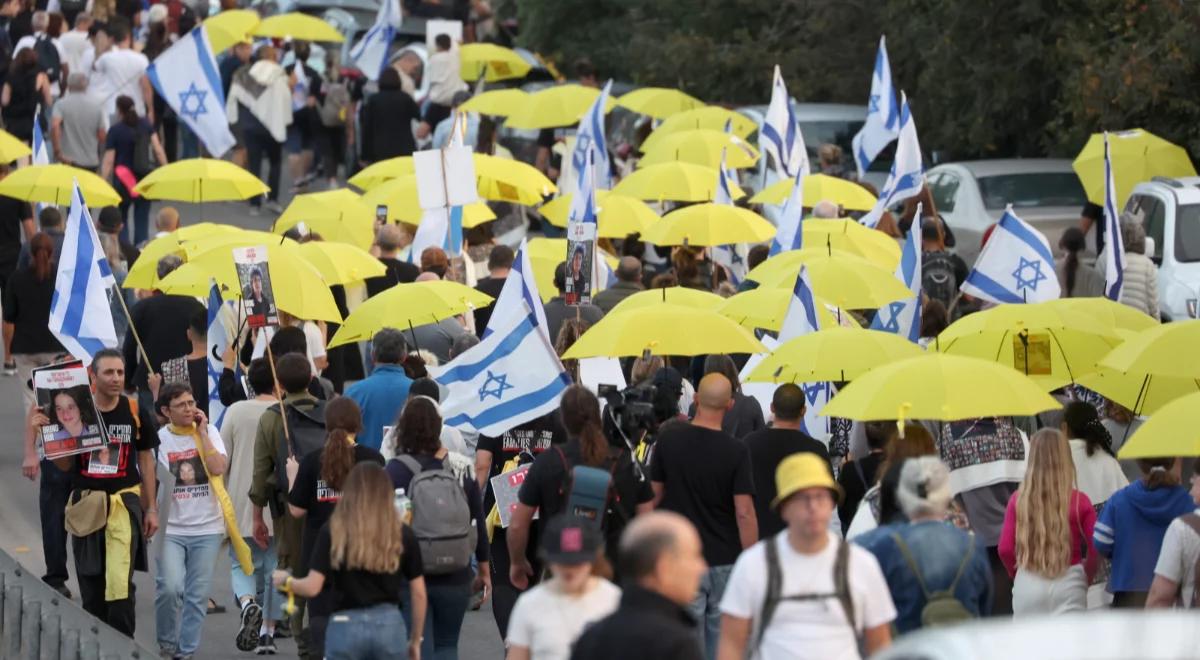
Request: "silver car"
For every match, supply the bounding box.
[926,159,1088,267]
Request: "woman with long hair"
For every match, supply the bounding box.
[1,47,51,144]
[288,397,385,656]
[275,463,427,660]
[3,232,65,408]
[1055,227,1103,297]
[100,95,167,244]
[998,429,1098,615]
[845,425,938,540]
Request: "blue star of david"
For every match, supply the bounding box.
[803,382,825,405]
[1012,256,1047,292]
[868,93,881,114]
[729,247,744,265]
[880,301,905,333]
[178,83,208,121]
[478,370,514,401]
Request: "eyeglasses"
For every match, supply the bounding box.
[789,491,834,507]
[170,399,197,410]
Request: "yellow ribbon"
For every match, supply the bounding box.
[896,402,912,439]
[104,485,141,601]
[172,424,254,575]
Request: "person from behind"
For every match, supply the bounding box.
[51,71,106,170]
[345,328,413,451]
[592,256,644,314]
[920,217,969,311]
[1056,227,1103,297]
[423,33,466,131]
[101,94,167,244]
[472,244,513,334]
[542,261,604,344]
[837,422,893,532]
[1099,217,1159,319]
[844,425,937,540]
[699,355,764,440]
[1147,458,1200,608]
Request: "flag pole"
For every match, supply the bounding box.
[264,339,292,449]
[113,284,156,377]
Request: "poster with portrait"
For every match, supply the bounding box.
[563,222,596,306]
[167,448,211,501]
[33,361,106,460]
[233,245,278,329]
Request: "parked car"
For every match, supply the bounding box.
[1124,176,1200,320]
[925,159,1088,267]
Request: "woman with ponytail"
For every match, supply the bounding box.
[1055,227,1103,297]
[100,95,167,245]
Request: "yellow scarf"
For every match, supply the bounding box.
[171,423,254,575]
[104,485,140,601]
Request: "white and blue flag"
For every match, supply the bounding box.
[569,79,612,203]
[760,65,809,179]
[1102,133,1125,301]
[434,298,571,436]
[32,110,48,166]
[711,147,749,285]
[851,36,900,178]
[147,26,236,157]
[769,169,805,256]
[49,181,118,364]
[860,93,922,229]
[349,0,401,81]
[484,238,550,341]
[777,265,831,442]
[961,207,1060,304]
[206,283,230,428]
[409,205,465,261]
[871,203,922,342]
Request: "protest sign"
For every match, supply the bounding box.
[490,463,538,528]
[563,222,596,305]
[33,361,106,460]
[414,146,478,210]
[233,246,278,329]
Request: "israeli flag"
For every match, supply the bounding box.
[851,36,900,178]
[206,283,230,428]
[860,93,922,229]
[349,0,401,81]
[1102,133,1125,301]
[147,26,236,157]
[569,79,612,203]
[777,265,830,443]
[769,169,805,256]
[870,203,922,342]
[434,301,572,436]
[48,181,118,364]
[484,239,550,341]
[32,110,48,165]
[961,207,1061,304]
[760,65,809,179]
[711,147,749,285]
[409,205,465,261]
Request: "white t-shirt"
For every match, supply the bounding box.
[720,531,897,660]
[507,578,621,660]
[251,322,327,375]
[59,30,92,75]
[157,424,227,537]
[91,47,149,117]
[1154,510,1200,606]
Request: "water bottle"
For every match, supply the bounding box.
[393,488,411,523]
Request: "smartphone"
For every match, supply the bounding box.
[375,205,388,226]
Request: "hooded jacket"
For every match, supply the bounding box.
[1093,479,1194,592]
[226,59,293,143]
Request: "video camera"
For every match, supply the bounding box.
[598,383,660,446]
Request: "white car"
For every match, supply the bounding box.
[926,159,1088,267]
[1124,176,1200,320]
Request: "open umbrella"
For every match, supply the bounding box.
[0,164,120,205]
[616,87,704,119]
[745,327,923,384]
[1076,368,1199,417]
[358,176,496,227]
[539,191,658,238]
[459,88,530,117]
[459,43,531,82]
[746,248,912,310]
[503,84,615,130]
[640,106,756,152]
[296,241,386,285]
[1100,320,1200,379]
[273,189,375,250]
[1073,129,1196,207]
[251,12,345,42]
[133,158,268,202]
[352,157,555,203]
[123,223,242,289]
[0,129,31,162]
[561,303,765,359]
[1117,391,1200,459]
[204,9,260,53]
[642,203,775,246]
[719,287,858,332]
[638,129,760,170]
[1047,297,1158,333]
[328,280,494,348]
[748,173,878,211]
[796,218,901,269]
[609,286,724,314]
[612,161,744,203]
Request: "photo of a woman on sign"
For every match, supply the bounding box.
[33,362,107,460]
[233,246,279,329]
[46,387,100,441]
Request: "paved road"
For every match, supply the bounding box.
[0,190,506,658]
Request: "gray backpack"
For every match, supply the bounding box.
[397,455,476,575]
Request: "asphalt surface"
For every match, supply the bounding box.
[0,188,507,658]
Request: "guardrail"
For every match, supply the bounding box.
[0,549,157,660]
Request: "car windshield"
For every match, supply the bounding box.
[976,173,1087,211]
[1175,204,1200,263]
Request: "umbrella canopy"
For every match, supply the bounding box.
[328,280,494,348]
[296,241,386,285]
[1073,129,1196,207]
[123,223,242,289]
[251,12,345,42]
[822,353,1062,422]
[747,248,912,309]
[272,189,375,250]
[527,238,619,303]
[638,129,760,170]
[204,9,260,53]
[797,218,901,269]
[642,203,775,246]
[1047,297,1158,333]
[1100,320,1200,378]
[503,84,615,130]
[351,156,556,202]
[1117,391,1200,459]
[745,327,924,384]
[640,106,757,152]
[0,129,31,162]
[1076,368,1200,417]
[748,173,878,211]
[459,43,532,82]
[609,286,724,314]
[359,176,496,227]
[0,164,120,205]
[616,87,704,119]
[459,88,530,117]
[132,158,268,202]
[719,287,859,332]
[611,161,745,203]
[539,191,658,238]
[561,303,765,359]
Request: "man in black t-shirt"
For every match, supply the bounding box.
[364,224,420,299]
[650,373,756,658]
[122,255,205,407]
[0,163,33,292]
[472,245,512,336]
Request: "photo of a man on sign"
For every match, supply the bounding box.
[564,222,596,306]
[233,246,278,329]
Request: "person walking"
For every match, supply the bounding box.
[472,244,512,334]
[1147,458,1200,608]
[226,44,291,215]
[1,46,50,143]
[100,95,167,244]
[1055,227,1103,297]
[699,355,764,440]
[650,373,757,659]
[506,515,621,660]
[360,67,420,163]
[717,453,896,660]
[1109,218,1159,318]
[591,257,643,314]
[345,328,413,451]
[364,224,420,298]
[88,17,150,120]
[844,425,938,540]
[542,262,604,344]
[120,255,203,411]
[273,463,427,660]
[837,422,892,532]
[51,72,107,170]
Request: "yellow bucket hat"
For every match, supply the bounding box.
[772,453,843,509]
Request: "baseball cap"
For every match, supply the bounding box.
[540,514,602,565]
[772,452,842,509]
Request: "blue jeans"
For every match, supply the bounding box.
[155,533,223,655]
[230,535,284,622]
[38,459,72,588]
[325,603,408,660]
[402,580,470,660]
[686,564,733,660]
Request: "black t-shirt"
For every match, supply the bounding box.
[518,437,653,519]
[69,395,159,492]
[649,421,754,566]
[364,257,420,299]
[0,196,30,269]
[472,276,506,337]
[743,428,832,539]
[836,451,884,532]
[3,268,64,354]
[307,522,423,613]
[476,413,567,511]
[289,444,385,577]
[123,294,205,390]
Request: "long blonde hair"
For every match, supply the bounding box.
[329,464,405,574]
[1016,429,1076,576]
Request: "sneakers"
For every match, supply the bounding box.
[254,634,277,655]
[236,602,263,652]
[2,361,15,376]
[263,200,284,214]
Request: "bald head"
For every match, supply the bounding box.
[813,200,839,219]
[156,207,180,233]
[615,256,642,283]
[697,373,733,410]
[617,511,706,605]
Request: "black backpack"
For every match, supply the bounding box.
[33,35,60,85]
[132,124,155,178]
[756,533,856,649]
[553,446,635,564]
[272,400,328,499]
[922,250,959,311]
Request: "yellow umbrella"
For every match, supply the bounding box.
[527,238,617,302]
[719,287,858,332]
[359,176,496,227]
[132,158,268,202]
[273,189,375,250]
[1117,391,1200,459]
[123,223,242,289]
[609,286,724,314]
[251,12,344,42]
[351,156,556,202]
[503,84,615,130]
[180,229,288,258]
[799,218,901,269]
[297,241,386,285]
[642,203,775,246]
[459,88,530,117]
[746,327,924,384]
[748,173,879,212]
[1047,297,1158,333]
[746,248,911,309]
[175,223,241,241]
[1073,129,1196,207]
[639,129,760,170]
[539,191,658,238]
[616,87,704,119]
[0,164,120,205]
[204,9,260,53]
[328,280,494,348]
[562,303,765,359]
[640,106,756,152]
[1100,320,1200,379]
[1077,368,1200,417]
[459,43,531,82]
[822,353,1062,422]
[612,161,744,203]
[0,129,31,162]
